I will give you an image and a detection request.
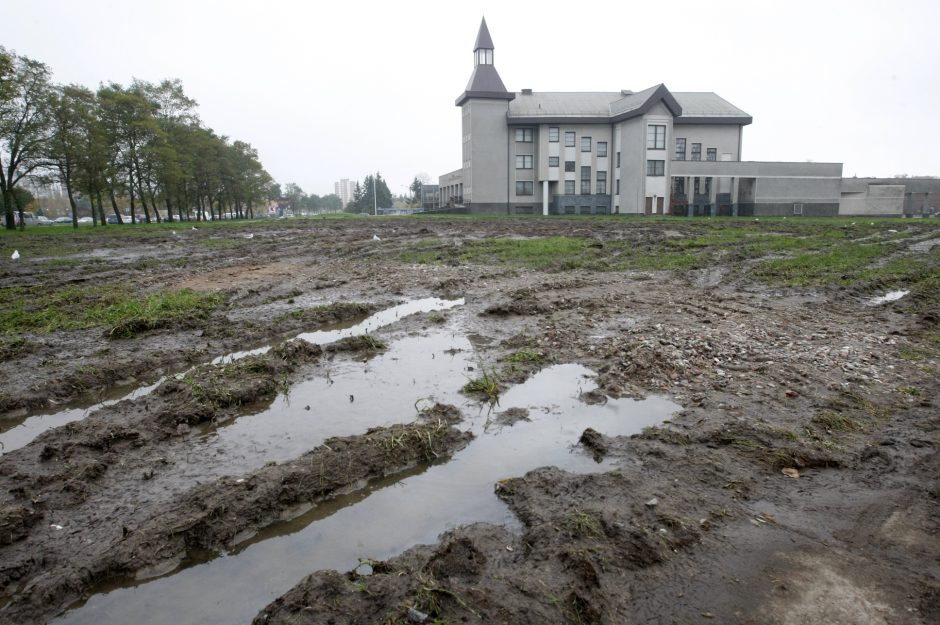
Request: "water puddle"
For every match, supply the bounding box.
[214,297,463,364]
[55,364,678,625]
[1,298,462,454]
[867,290,909,306]
[0,378,164,455]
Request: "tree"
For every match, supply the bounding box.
[48,85,96,227]
[320,194,342,211]
[410,176,422,200]
[348,172,392,214]
[0,48,53,229]
[283,182,305,214]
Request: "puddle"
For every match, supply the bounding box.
[0,378,164,455]
[1,298,462,454]
[867,290,909,306]
[55,364,678,625]
[213,297,463,364]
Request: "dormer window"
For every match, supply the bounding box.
[476,48,493,65]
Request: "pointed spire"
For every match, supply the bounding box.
[473,17,494,51]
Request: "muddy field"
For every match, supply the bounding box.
[0,215,938,625]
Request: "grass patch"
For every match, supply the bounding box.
[505,349,545,365]
[559,509,605,538]
[811,409,862,432]
[462,368,501,405]
[751,243,890,286]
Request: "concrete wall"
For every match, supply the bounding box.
[839,183,905,216]
[615,117,645,213]
[644,102,673,212]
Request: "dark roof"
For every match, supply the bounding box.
[474,17,494,51]
[456,64,514,106]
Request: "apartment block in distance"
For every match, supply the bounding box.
[440,18,844,217]
[334,178,356,208]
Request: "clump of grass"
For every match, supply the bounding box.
[752,243,890,286]
[559,509,604,539]
[462,368,501,405]
[811,409,862,432]
[898,386,922,397]
[505,349,545,365]
[104,289,224,338]
[427,312,446,324]
[0,336,31,359]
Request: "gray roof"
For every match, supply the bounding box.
[672,92,750,122]
[455,64,514,106]
[474,17,494,51]
[504,85,750,125]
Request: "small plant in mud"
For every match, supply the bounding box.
[505,349,545,365]
[559,509,605,539]
[461,368,501,405]
[427,312,447,324]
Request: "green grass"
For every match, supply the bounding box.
[462,368,501,404]
[0,285,223,335]
[505,349,545,365]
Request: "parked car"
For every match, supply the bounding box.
[36,216,53,226]
[77,217,93,224]
[13,212,38,227]
[53,216,72,225]
[106,215,122,224]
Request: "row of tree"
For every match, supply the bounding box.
[0,46,276,229]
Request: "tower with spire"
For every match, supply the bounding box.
[454,17,514,212]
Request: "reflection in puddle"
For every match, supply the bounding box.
[57,365,678,625]
[0,378,164,455]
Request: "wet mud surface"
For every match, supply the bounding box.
[0,217,938,624]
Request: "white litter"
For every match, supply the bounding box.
[244,233,254,239]
[868,290,910,306]
[50,524,64,530]
[372,234,381,241]
[192,226,198,231]
[11,250,19,260]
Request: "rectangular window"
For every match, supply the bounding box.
[548,156,559,167]
[707,148,717,161]
[646,125,666,149]
[564,180,575,194]
[515,154,533,169]
[581,136,592,152]
[549,127,559,142]
[793,203,804,215]
[564,160,575,172]
[616,152,621,168]
[515,128,533,143]
[691,143,701,161]
[564,205,576,214]
[515,181,533,196]
[675,138,686,160]
[565,131,576,147]
[615,178,620,194]
[673,177,685,195]
[646,160,665,176]
[580,166,591,195]
[705,177,712,196]
[596,171,607,194]
[694,177,700,194]
[597,141,608,157]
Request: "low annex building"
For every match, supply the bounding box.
[439,18,845,217]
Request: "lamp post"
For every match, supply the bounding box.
[373,175,377,216]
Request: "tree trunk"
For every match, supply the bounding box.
[97,189,108,226]
[129,170,137,225]
[2,187,16,230]
[108,187,124,224]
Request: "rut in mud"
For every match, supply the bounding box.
[0,216,938,625]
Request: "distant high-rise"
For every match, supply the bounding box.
[334,179,355,207]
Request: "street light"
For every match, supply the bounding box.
[373,175,377,216]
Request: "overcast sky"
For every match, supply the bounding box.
[5,0,940,195]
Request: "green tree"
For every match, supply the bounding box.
[48,85,97,227]
[320,193,342,212]
[349,172,392,214]
[0,48,53,229]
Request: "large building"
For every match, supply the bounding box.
[440,18,846,217]
[334,178,356,208]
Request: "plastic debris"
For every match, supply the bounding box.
[372,234,381,241]
[407,607,429,623]
[645,497,659,507]
[244,233,254,239]
[11,250,20,260]
[50,524,64,530]
[781,467,800,479]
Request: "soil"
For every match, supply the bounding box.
[0,217,938,625]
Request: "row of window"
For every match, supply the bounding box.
[518,127,608,156]
[672,177,712,196]
[516,152,611,170]
[675,138,717,161]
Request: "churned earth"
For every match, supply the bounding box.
[0,215,937,625]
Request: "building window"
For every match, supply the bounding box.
[581,136,592,152]
[477,49,493,65]
[597,141,608,157]
[646,125,666,150]
[549,127,559,142]
[515,155,533,169]
[673,177,685,195]
[564,205,576,214]
[548,156,559,167]
[515,181,534,196]
[694,177,700,194]
[580,166,591,194]
[515,128,533,143]
[616,152,621,167]
[793,203,804,215]
[564,160,575,172]
[615,178,620,194]
[707,148,717,161]
[646,160,665,176]
[705,177,712,196]
[596,171,607,194]
[564,180,575,194]
[565,131,576,147]
[675,138,686,160]
[691,143,701,161]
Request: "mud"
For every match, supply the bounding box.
[0,217,938,625]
